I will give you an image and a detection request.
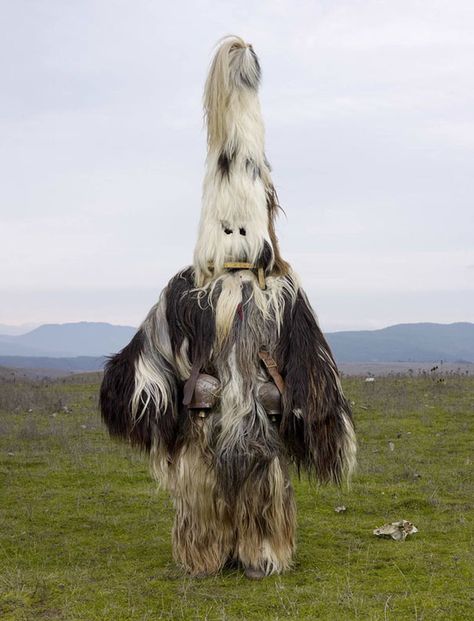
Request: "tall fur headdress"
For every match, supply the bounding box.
[194,36,288,287]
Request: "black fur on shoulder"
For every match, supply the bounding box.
[100,329,178,453]
[100,330,148,448]
[275,289,354,483]
[165,268,217,369]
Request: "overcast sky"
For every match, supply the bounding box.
[1,0,473,331]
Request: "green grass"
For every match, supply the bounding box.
[0,373,473,620]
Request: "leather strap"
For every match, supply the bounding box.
[182,358,202,406]
[209,261,255,270]
[223,261,254,269]
[258,351,285,395]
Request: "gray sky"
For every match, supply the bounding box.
[1,0,473,331]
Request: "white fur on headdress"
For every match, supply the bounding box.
[194,36,275,287]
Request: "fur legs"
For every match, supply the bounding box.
[171,446,234,575]
[234,457,296,576]
[152,442,296,577]
[173,492,234,576]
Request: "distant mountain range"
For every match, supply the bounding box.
[0,321,472,372]
[0,322,136,357]
[326,322,474,363]
[0,323,38,336]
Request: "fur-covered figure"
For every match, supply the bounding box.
[100,36,356,579]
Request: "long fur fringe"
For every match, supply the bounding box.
[276,289,357,483]
[101,270,355,489]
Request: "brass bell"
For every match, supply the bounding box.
[258,381,282,420]
[188,374,220,411]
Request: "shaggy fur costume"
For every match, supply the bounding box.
[100,36,356,578]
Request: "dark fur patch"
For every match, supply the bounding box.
[258,240,274,273]
[266,185,290,277]
[245,158,261,180]
[213,410,282,508]
[275,289,354,483]
[165,268,217,372]
[240,46,261,88]
[100,330,178,453]
[217,150,234,178]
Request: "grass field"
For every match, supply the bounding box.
[0,371,472,620]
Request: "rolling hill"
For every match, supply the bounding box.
[326,322,474,363]
[0,321,472,369]
[0,322,136,357]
